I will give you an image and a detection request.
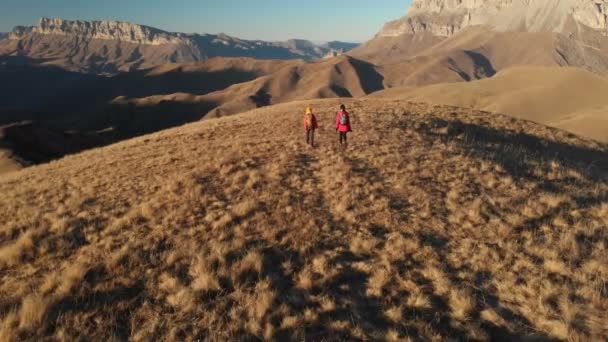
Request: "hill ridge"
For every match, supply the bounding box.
[369,66,608,142]
[0,99,606,340]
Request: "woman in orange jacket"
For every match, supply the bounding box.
[304,106,319,148]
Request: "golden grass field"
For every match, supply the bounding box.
[0,99,606,340]
[369,66,608,143]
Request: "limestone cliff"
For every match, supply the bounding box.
[2,18,359,73]
[9,18,189,45]
[379,0,608,37]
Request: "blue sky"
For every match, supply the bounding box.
[0,0,413,42]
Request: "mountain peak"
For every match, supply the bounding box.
[380,0,608,37]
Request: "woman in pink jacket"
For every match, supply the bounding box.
[335,104,352,149]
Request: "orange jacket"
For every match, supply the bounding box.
[304,113,318,131]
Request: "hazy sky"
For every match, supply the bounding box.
[0,1,413,42]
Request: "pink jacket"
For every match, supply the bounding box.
[335,110,352,132]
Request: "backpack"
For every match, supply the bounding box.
[339,111,348,126]
[305,113,314,128]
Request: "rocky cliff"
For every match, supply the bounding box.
[9,18,189,45]
[2,18,359,73]
[349,0,608,82]
[379,0,608,37]
[7,18,358,59]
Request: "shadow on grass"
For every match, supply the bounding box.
[418,118,607,183]
[42,274,145,340]
[410,117,606,339]
[268,151,394,339]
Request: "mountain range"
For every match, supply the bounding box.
[0,18,359,73]
[369,66,608,142]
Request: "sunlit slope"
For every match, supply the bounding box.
[0,99,606,340]
[370,66,608,142]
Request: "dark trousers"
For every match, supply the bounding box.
[306,129,315,146]
[339,132,348,145]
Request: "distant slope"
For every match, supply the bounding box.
[0,57,303,173]
[0,56,301,130]
[103,57,301,99]
[0,56,383,172]
[4,57,298,115]
[0,18,359,73]
[0,99,605,340]
[369,66,608,142]
[48,57,304,127]
[352,25,608,79]
[48,55,378,129]
[110,55,385,118]
[349,32,446,65]
[376,44,498,88]
[0,122,109,174]
[0,56,101,115]
[348,0,608,89]
[549,106,608,143]
[321,41,360,51]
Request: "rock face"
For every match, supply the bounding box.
[349,0,608,86]
[2,18,359,73]
[379,0,608,37]
[10,18,188,45]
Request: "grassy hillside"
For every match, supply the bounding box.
[370,66,608,142]
[0,99,606,340]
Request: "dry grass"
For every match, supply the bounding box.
[0,99,606,340]
[370,66,608,143]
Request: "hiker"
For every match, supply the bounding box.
[303,106,318,148]
[335,104,352,149]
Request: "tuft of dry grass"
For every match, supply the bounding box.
[0,99,606,340]
[189,256,221,292]
[449,288,475,321]
[18,295,50,331]
[0,231,35,267]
